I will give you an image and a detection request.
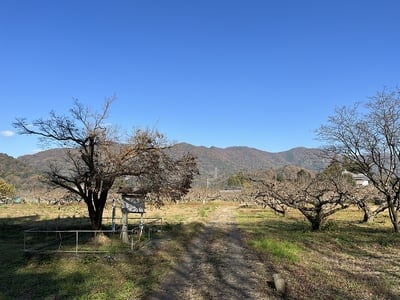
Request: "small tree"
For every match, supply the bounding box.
[0,178,16,202]
[317,87,400,232]
[13,98,198,229]
[227,171,249,188]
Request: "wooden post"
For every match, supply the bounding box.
[111,199,116,232]
[121,208,129,244]
[138,212,144,242]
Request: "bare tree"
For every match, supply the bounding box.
[13,98,198,229]
[351,185,387,223]
[322,158,387,223]
[249,170,354,231]
[253,190,287,216]
[317,87,400,232]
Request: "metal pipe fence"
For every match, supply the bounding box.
[23,217,162,254]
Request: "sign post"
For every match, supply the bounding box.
[119,189,146,244]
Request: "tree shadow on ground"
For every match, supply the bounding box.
[146,218,282,300]
[5,209,398,300]
[238,211,400,299]
[0,216,87,299]
[0,215,166,299]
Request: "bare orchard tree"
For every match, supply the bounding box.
[253,190,287,216]
[249,170,355,230]
[351,184,387,223]
[13,98,198,229]
[317,87,400,232]
[323,158,387,223]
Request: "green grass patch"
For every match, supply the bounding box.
[198,207,210,218]
[198,207,208,217]
[236,205,400,299]
[251,237,302,262]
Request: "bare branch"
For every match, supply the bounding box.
[13,98,197,229]
[317,87,400,232]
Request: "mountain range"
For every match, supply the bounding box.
[171,143,325,178]
[1,143,326,192]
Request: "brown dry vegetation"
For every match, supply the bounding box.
[1,200,400,299]
[237,206,400,299]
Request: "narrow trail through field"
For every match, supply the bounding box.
[147,206,281,300]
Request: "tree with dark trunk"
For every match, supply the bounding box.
[13,98,198,229]
[317,87,400,232]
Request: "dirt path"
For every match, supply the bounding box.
[147,206,281,300]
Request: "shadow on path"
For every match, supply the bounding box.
[146,207,280,300]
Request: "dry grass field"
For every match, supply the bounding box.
[237,206,400,299]
[0,201,217,299]
[1,200,400,299]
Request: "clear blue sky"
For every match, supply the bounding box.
[1,0,399,158]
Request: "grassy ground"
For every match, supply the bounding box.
[1,201,400,299]
[236,206,400,299]
[0,201,218,299]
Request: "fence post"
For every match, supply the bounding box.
[76,231,78,255]
[121,208,129,244]
[112,199,116,232]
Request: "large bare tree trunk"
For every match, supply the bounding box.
[307,215,322,231]
[86,191,108,230]
[388,200,399,233]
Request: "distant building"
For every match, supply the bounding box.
[342,170,369,186]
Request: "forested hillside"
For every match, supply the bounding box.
[171,143,326,180]
[0,153,45,192]
[1,143,326,193]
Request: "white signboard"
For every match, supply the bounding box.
[121,196,145,213]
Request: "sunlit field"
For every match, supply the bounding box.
[237,206,400,299]
[1,200,400,299]
[0,201,219,299]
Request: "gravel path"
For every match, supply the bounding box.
[147,206,281,300]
